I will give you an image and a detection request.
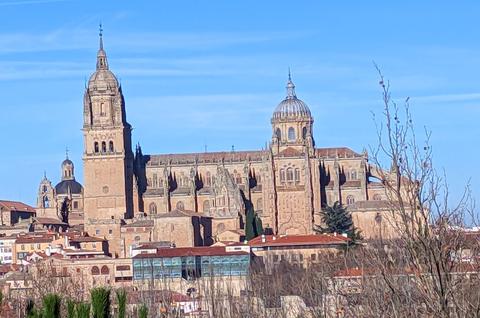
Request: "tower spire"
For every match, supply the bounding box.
[286,69,296,99]
[99,22,103,50]
[96,23,108,70]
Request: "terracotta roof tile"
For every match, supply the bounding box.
[148,150,266,166]
[315,147,362,159]
[0,200,35,213]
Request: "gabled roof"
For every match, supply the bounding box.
[315,147,362,159]
[0,200,35,213]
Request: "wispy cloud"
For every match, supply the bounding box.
[412,92,480,104]
[0,0,69,7]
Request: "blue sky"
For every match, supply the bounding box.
[0,0,478,215]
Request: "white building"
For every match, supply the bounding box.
[0,235,16,264]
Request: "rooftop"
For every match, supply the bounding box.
[248,234,350,248]
[0,200,35,213]
[133,246,249,259]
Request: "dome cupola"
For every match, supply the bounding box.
[272,72,312,120]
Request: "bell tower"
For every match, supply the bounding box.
[82,26,134,224]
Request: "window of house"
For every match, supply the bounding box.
[311,254,317,261]
[73,201,78,209]
[21,244,25,250]
[108,229,113,235]
[94,142,99,153]
[280,169,286,182]
[346,195,355,205]
[95,229,100,235]
[288,127,295,141]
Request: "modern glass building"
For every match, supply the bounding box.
[133,246,250,281]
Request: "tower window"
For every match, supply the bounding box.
[149,202,157,214]
[203,200,210,213]
[288,127,295,141]
[109,141,114,153]
[101,141,106,153]
[100,103,106,116]
[94,142,99,153]
[302,127,307,139]
[73,201,78,209]
[286,168,293,181]
[294,168,300,184]
[206,172,211,187]
[275,128,281,140]
[280,169,285,182]
[346,195,355,205]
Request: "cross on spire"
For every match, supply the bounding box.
[65,146,69,160]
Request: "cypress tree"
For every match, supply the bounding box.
[91,287,110,318]
[116,288,127,318]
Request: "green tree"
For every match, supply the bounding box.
[245,201,263,241]
[315,201,361,242]
[66,299,76,318]
[26,299,41,318]
[42,293,61,318]
[91,287,111,318]
[137,304,148,318]
[115,288,127,318]
[76,302,91,318]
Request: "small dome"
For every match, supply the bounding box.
[88,68,119,91]
[62,158,73,166]
[55,179,83,195]
[273,75,311,120]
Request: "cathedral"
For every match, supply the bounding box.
[37,31,395,257]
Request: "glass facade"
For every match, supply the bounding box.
[133,254,249,281]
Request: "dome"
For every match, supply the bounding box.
[62,158,73,166]
[88,68,119,91]
[273,74,311,120]
[55,179,83,195]
[87,30,119,92]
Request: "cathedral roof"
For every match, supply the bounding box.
[272,73,312,120]
[55,179,83,195]
[147,150,267,166]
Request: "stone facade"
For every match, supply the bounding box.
[36,33,399,256]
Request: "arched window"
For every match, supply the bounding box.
[280,169,286,182]
[286,168,294,181]
[288,127,295,141]
[42,185,48,193]
[149,203,157,214]
[100,103,105,116]
[256,198,263,211]
[302,127,307,139]
[43,196,50,208]
[100,265,109,275]
[91,266,100,275]
[350,170,357,180]
[206,172,211,187]
[203,200,210,213]
[373,194,382,201]
[101,141,106,153]
[346,195,355,205]
[94,142,99,153]
[176,201,184,210]
[109,141,114,153]
[294,168,300,184]
[275,128,281,140]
